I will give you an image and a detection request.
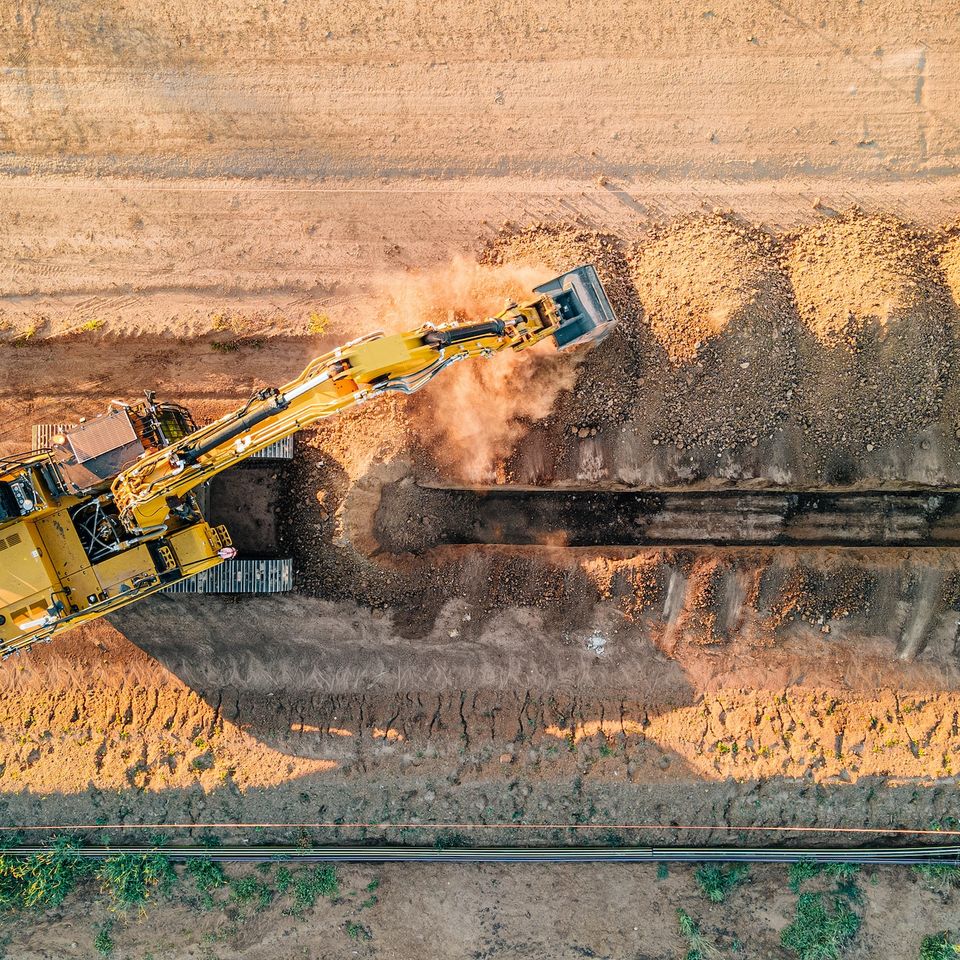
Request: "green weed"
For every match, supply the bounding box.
[788,860,822,892]
[93,920,115,956]
[0,837,94,911]
[186,857,227,908]
[231,875,274,911]
[919,931,960,959]
[914,865,960,894]
[346,921,372,941]
[275,865,293,893]
[788,860,860,892]
[834,876,862,904]
[290,865,339,911]
[694,863,751,903]
[10,324,38,347]
[781,893,861,960]
[676,908,721,960]
[97,853,176,911]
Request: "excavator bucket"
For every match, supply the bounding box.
[535,264,618,351]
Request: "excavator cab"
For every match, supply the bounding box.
[536,264,618,351]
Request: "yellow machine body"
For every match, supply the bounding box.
[0,265,616,656]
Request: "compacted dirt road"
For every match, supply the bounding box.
[2,0,960,957]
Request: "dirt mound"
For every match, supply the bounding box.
[630,214,798,451]
[631,213,781,363]
[786,212,955,453]
[789,212,946,345]
[940,228,960,311]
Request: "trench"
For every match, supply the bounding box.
[375,483,960,553]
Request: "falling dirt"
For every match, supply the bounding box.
[314,257,583,484]
[420,347,579,483]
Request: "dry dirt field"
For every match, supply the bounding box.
[2,0,960,957]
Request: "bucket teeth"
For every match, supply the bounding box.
[535,264,618,351]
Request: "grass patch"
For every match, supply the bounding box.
[677,908,721,960]
[781,893,861,960]
[231,875,274,911]
[914,865,960,894]
[694,863,751,903]
[93,920,115,956]
[290,865,339,912]
[788,860,822,892]
[276,865,293,893]
[0,840,351,927]
[919,932,960,959]
[788,861,860,893]
[185,857,228,908]
[0,838,94,911]
[98,853,176,911]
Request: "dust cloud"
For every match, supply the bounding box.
[370,257,580,482]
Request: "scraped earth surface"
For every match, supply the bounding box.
[3,0,960,956]
[3,859,955,960]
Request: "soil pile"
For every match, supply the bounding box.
[789,213,945,345]
[631,213,779,363]
[786,212,954,454]
[630,214,797,451]
[941,229,960,304]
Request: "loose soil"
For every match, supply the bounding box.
[3,0,960,955]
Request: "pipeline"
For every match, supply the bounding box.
[2,844,959,865]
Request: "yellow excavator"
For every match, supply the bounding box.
[0,266,616,657]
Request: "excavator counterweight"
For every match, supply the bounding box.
[0,266,616,657]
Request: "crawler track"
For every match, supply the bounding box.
[377,484,960,552]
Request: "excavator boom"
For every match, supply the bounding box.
[0,266,615,656]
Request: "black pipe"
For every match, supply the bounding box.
[180,391,286,466]
[1,844,958,865]
[423,320,506,348]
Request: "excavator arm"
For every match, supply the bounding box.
[0,265,614,656]
[112,265,616,533]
